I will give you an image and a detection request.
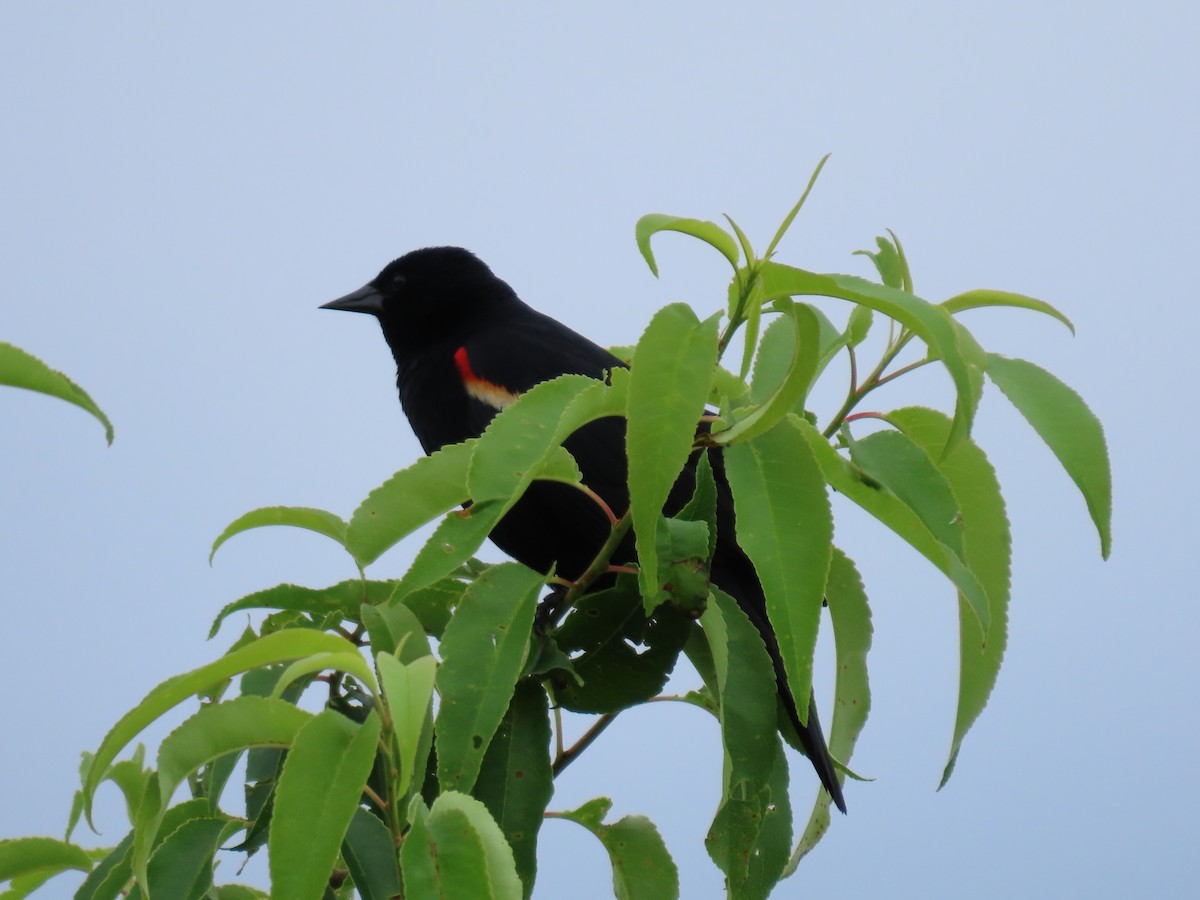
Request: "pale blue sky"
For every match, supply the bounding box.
[2,2,1196,897]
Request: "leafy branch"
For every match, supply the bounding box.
[2,163,1110,899]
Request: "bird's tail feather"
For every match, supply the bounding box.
[711,558,847,814]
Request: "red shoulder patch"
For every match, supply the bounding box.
[454,347,520,410]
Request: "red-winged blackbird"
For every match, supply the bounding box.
[322,246,846,813]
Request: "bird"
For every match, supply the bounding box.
[321,246,846,813]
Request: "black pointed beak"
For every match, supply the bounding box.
[320,284,384,315]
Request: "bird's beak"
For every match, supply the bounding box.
[320,284,384,316]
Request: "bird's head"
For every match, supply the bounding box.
[321,246,517,356]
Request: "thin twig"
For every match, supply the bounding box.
[574,482,619,526]
[822,329,916,438]
[546,513,633,629]
[362,784,388,811]
[553,713,619,777]
[873,356,933,388]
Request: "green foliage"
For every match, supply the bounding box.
[402,792,523,900]
[269,710,382,900]
[985,354,1112,557]
[549,798,679,900]
[3,162,1111,898]
[789,547,873,869]
[724,418,832,721]
[434,563,543,794]
[702,588,793,897]
[0,341,113,443]
[627,304,720,608]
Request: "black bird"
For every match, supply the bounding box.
[322,246,846,813]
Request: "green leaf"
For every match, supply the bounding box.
[846,429,966,557]
[143,816,234,900]
[682,622,719,700]
[473,681,554,899]
[435,563,543,793]
[790,547,873,868]
[763,153,830,260]
[715,301,820,446]
[84,630,364,823]
[362,599,431,661]
[891,230,914,293]
[735,273,764,380]
[377,652,437,797]
[270,650,378,700]
[551,796,612,831]
[703,589,779,788]
[401,793,523,900]
[72,830,133,900]
[0,837,92,884]
[394,579,466,639]
[269,709,383,900]
[552,799,679,900]
[986,354,1112,558]
[340,809,400,900]
[757,262,986,452]
[853,233,905,289]
[196,748,241,814]
[655,517,710,613]
[748,315,793,405]
[724,419,832,719]
[844,304,874,348]
[134,696,312,888]
[551,580,690,714]
[942,289,1074,334]
[398,799,437,896]
[235,771,278,861]
[792,416,992,631]
[468,375,595,502]
[532,445,583,484]
[677,450,718,563]
[92,747,152,832]
[347,440,475,566]
[156,696,311,818]
[702,588,790,895]
[635,214,740,276]
[209,886,270,900]
[747,305,845,393]
[0,341,113,444]
[601,816,680,900]
[209,507,348,564]
[393,499,509,598]
[208,580,392,639]
[885,407,1012,786]
[706,749,791,900]
[129,795,210,891]
[711,363,751,410]
[723,215,756,272]
[0,863,58,898]
[627,303,720,608]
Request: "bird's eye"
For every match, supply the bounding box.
[391,274,407,290]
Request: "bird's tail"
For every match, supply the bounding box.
[711,557,847,814]
[769,636,847,815]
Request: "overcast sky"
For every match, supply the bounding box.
[3,3,1196,898]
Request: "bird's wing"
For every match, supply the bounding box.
[454,313,633,499]
[457,313,627,392]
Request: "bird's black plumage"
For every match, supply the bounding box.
[322,246,846,813]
